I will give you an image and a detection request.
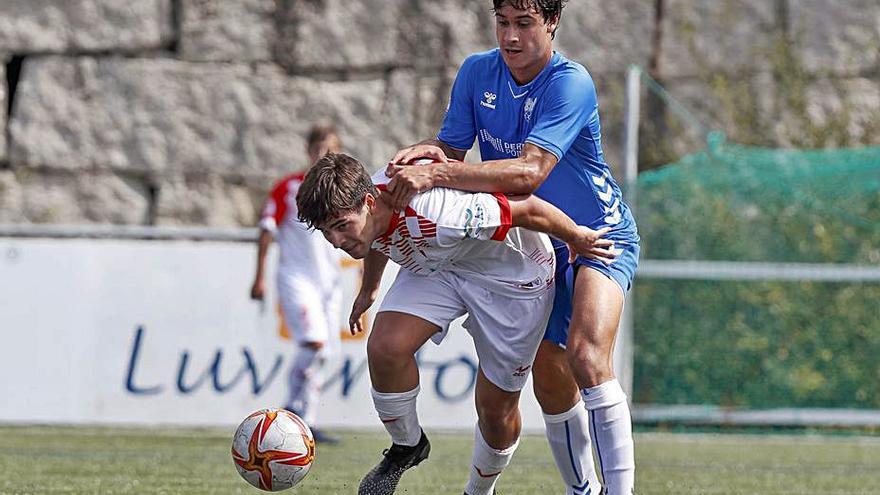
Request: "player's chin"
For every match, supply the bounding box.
[346,245,368,259]
[501,48,523,65]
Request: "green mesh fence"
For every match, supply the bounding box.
[632,142,880,409]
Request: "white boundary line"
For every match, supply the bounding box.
[0,224,257,242]
[634,404,880,428]
[638,260,880,282]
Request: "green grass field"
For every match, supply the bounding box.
[1,426,878,494]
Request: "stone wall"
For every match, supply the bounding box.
[645,0,880,164]
[1,0,878,226]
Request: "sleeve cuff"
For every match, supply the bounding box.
[490,193,512,241]
[524,137,562,161]
[258,217,278,234]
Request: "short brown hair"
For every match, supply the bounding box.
[296,153,377,229]
[307,123,339,149]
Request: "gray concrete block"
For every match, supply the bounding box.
[179,0,276,62]
[276,0,406,70]
[0,171,20,219]
[154,172,264,227]
[795,77,880,147]
[651,73,880,154]
[0,169,149,224]
[413,0,497,69]
[659,0,778,77]
[0,0,173,53]
[276,0,497,72]
[9,56,423,175]
[789,0,880,75]
[555,0,655,75]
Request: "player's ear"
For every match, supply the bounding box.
[364,193,376,211]
[547,15,558,35]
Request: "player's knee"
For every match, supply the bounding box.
[476,397,517,426]
[532,362,580,413]
[532,344,571,391]
[533,346,566,378]
[531,363,560,401]
[566,341,613,384]
[366,333,408,367]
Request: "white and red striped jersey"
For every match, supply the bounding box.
[259,173,342,291]
[371,170,554,298]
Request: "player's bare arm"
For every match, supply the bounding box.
[508,195,617,264]
[349,249,389,334]
[249,228,273,300]
[386,143,556,210]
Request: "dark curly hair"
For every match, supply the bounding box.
[492,0,567,38]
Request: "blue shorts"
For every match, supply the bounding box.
[544,239,640,347]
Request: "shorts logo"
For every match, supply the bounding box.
[513,365,531,377]
[480,91,497,110]
[524,97,536,122]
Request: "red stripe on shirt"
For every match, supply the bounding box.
[265,173,305,225]
[382,212,401,239]
[491,193,512,241]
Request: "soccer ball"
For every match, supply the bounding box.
[231,408,315,491]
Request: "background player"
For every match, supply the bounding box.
[296,153,616,495]
[384,1,640,493]
[249,124,344,444]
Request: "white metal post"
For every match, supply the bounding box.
[614,65,641,400]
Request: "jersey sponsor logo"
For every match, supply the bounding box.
[463,203,487,239]
[524,97,536,122]
[478,129,523,158]
[480,91,497,110]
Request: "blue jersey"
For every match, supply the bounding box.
[438,49,638,246]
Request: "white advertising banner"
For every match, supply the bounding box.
[0,236,555,430]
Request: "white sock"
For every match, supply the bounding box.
[543,403,600,495]
[463,425,518,495]
[581,379,635,495]
[285,346,324,425]
[371,386,422,446]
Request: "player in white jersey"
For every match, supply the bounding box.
[249,124,343,444]
[295,153,617,495]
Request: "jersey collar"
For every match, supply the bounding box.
[374,185,400,239]
[502,50,561,98]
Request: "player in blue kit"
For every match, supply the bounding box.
[384,1,639,494]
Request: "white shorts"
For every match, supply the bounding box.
[277,274,342,346]
[378,269,553,392]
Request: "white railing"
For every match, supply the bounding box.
[0,223,257,242]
